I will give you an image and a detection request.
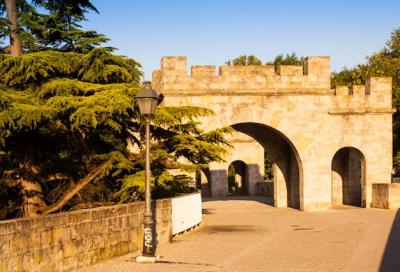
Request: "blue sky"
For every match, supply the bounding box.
[83,0,400,79]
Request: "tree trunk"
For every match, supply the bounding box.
[20,178,46,217]
[5,0,22,56]
[18,157,46,217]
[42,163,105,215]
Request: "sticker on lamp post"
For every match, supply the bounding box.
[144,227,153,249]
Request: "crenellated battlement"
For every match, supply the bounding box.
[331,77,393,113]
[152,56,331,94]
[152,56,394,113]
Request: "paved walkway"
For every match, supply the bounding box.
[77,197,400,272]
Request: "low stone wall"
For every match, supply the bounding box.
[255,181,274,197]
[0,199,172,272]
[371,183,400,209]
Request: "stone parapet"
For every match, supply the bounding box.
[152,56,331,93]
[333,77,393,112]
[0,199,172,272]
[153,57,393,114]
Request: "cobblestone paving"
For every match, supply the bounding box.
[76,197,400,272]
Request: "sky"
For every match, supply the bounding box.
[83,0,400,80]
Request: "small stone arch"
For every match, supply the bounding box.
[331,147,366,207]
[228,160,248,195]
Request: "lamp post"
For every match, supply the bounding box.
[135,82,162,263]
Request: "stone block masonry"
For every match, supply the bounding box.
[372,183,400,209]
[0,199,172,272]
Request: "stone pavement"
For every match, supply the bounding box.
[76,197,400,272]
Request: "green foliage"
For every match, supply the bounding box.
[0,46,144,217]
[266,52,304,66]
[331,64,383,88]
[0,0,108,53]
[225,52,304,67]
[115,171,147,203]
[264,152,273,180]
[0,48,140,88]
[152,174,196,200]
[0,46,231,216]
[227,163,235,193]
[116,172,196,203]
[0,51,80,87]
[225,55,262,66]
[116,108,233,203]
[0,0,238,217]
[78,48,141,83]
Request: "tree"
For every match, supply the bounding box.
[0,48,142,217]
[226,52,304,67]
[225,55,262,66]
[0,48,231,218]
[0,0,108,54]
[34,0,109,53]
[0,1,232,219]
[266,52,304,66]
[3,0,22,55]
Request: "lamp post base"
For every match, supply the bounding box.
[136,255,160,263]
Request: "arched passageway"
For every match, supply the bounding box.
[228,160,248,195]
[230,123,303,209]
[331,147,366,207]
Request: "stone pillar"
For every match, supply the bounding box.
[331,170,343,205]
[247,164,263,196]
[274,164,287,207]
[209,163,228,197]
[331,152,344,206]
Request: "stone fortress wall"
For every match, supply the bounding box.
[153,56,396,211]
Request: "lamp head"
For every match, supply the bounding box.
[136,82,162,116]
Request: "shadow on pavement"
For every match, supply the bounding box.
[380,209,400,271]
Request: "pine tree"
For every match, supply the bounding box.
[0,48,231,218]
[2,0,23,55]
[0,0,232,219]
[0,0,108,54]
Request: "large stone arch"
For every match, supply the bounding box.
[208,122,304,210]
[232,122,303,209]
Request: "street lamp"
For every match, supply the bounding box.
[135,82,163,263]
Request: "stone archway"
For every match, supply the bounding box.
[229,122,303,209]
[228,160,248,195]
[331,147,366,207]
[155,55,394,211]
